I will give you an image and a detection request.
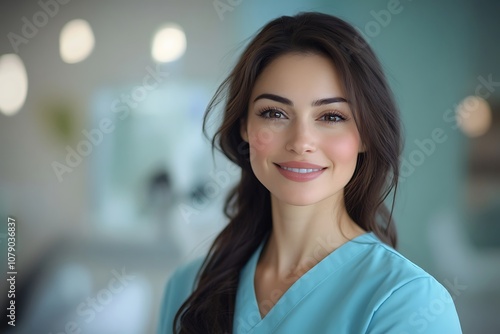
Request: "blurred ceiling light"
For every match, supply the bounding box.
[0,54,28,116]
[60,19,95,64]
[151,23,186,63]
[456,96,492,138]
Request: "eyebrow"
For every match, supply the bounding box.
[253,93,349,106]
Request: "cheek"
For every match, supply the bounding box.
[323,133,361,164]
[247,124,281,157]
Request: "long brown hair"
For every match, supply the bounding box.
[173,12,402,333]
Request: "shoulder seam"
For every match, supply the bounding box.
[372,276,436,315]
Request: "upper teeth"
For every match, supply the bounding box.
[280,166,322,173]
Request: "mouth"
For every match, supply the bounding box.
[276,164,325,174]
[274,163,326,182]
[273,162,327,180]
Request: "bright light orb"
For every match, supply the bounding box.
[60,19,95,64]
[0,54,28,116]
[151,24,186,63]
[456,96,492,138]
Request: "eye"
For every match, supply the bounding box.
[258,107,287,120]
[319,112,346,123]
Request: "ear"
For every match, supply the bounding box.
[240,119,248,142]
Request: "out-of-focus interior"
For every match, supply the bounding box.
[0,0,499,333]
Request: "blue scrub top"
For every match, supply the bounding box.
[158,232,462,333]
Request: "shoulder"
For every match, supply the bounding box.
[168,256,205,290]
[359,234,450,303]
[359,234,462,333]
[359,233,440,285]
[157,257,205,334]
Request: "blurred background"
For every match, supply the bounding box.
[0,0,499,333]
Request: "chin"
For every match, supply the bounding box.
[274,192,324,207]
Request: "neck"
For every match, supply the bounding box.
[259,192,365,279]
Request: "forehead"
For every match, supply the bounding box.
[250,53,347,103]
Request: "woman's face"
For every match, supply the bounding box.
[241,53,364,206]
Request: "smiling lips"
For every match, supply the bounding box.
[274,162,327,182]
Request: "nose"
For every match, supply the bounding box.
[285,120,316,155]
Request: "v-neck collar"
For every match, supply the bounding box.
[234,232,378,333]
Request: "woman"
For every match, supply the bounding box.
[158,12,462,333]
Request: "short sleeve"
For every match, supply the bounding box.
[157,269,180,334]
[366,277,462,334]
[157,258,204,334]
